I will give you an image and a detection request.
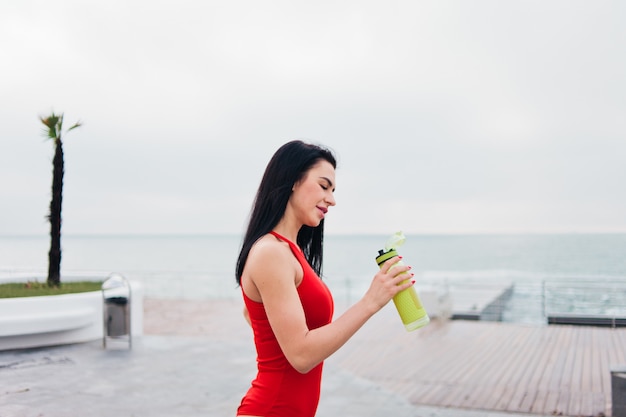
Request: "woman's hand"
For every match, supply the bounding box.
[362,256,415,313]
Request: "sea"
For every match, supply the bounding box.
[2,233,626,326]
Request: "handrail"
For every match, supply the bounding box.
[542,278,626,328]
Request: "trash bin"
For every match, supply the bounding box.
[102,273,132,348]
[613,365,626,417]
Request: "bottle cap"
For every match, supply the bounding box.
[375,248,398,266]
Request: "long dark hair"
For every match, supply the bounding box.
[236,140,337,285]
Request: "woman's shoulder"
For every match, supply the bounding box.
[245,233,300,285]
[248,233,292,263]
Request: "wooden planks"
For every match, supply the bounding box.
[330,306,626,417]
[144,298,625,416]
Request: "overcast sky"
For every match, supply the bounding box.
[1,0,625,236]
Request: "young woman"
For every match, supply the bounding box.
[235,140,415,417]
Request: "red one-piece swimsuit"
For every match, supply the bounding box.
[237,231,334,417]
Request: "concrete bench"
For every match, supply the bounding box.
[0,308,96,336]
[0,291,103,350]
[0,282,143,351]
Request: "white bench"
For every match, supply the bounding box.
[0,308,97,336]
[0,282,143,351]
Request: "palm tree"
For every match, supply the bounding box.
[40,112,82,287]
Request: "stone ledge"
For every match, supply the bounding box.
[0,281,143,351]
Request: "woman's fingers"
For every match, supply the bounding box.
[367,256,417,311]
[381,256,412,278]
[380,256,402,274]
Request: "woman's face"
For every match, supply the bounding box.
[289,160,336,227]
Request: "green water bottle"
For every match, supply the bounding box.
[375,232,430,331]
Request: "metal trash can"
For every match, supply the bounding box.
[613,365,626,417]
[102,273,132,348]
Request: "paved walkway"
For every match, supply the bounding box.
[0,299,557,417]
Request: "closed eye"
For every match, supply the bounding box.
[319,176,335,192]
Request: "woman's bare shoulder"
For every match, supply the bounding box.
[247,234,292,267]
[243,234,298,301]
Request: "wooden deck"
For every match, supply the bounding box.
[144,298,626,417]
[331,305,626,417]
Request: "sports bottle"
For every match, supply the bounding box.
[375,232,430,331]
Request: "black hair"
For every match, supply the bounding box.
[235,140,337,285]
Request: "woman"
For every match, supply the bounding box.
[236,140,415,417]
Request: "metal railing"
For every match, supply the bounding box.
[542,278,626,328]
[5,267,625,328]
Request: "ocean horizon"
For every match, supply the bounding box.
[2,233,626,325]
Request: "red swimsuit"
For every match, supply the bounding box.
[237,231,334,417]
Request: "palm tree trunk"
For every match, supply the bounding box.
[47,139,64,287]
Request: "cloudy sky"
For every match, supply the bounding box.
[2,0,625,236]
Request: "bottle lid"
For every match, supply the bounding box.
[375,248,398,266]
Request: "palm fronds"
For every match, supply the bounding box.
[39,112,82,142]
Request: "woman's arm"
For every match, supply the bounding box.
[245,239,413,374]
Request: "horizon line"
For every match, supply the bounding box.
[3,231,626,238]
